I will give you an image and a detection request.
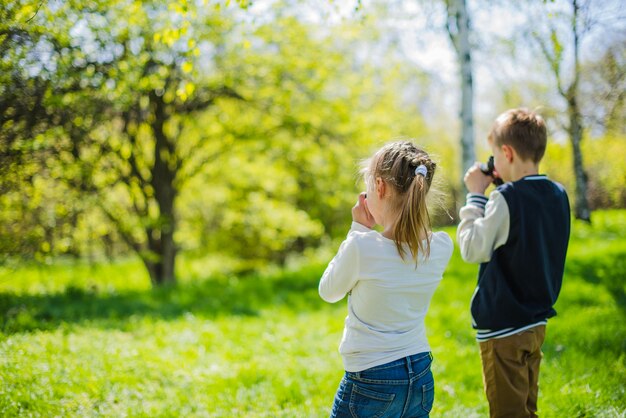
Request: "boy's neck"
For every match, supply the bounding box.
[507,160,540,182]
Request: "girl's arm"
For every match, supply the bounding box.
[318,223,365,303]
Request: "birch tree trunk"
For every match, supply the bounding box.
[445,0,476,191]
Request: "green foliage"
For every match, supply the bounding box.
[1,0,436,276]
[542,135,626,209]
[3,0,623,281]
[1,210,625,416]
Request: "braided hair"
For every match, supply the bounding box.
[365,141,436,263]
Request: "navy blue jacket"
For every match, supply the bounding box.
[470,176,570,330]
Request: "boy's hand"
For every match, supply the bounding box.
[464,163,493,195]
[352,192,376,228]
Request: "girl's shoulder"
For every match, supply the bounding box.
[348,229,388,248]
[430,231,454,255]
[431,230,453,242]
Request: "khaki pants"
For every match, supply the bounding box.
[479,325,546,418]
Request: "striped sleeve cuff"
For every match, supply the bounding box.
[465,193,488,209]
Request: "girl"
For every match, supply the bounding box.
[319,141,453,418]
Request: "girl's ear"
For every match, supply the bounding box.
[376,177,386,199]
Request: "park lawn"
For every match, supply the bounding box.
[1,210,625,417]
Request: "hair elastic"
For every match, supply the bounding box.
[414,165,428,177]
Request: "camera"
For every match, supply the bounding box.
[479,156,504,186]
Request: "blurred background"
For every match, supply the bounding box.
[1,0,625,286]
[2,2,625,416]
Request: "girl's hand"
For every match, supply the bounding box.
[352,192,376,228]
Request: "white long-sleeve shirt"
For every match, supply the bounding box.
[457,191,510,264]
[319,222,454,372]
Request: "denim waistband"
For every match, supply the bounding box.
[364,351,433,372]
[346,352,433,384]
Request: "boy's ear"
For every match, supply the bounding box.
[502,144,514,163]
[376,177,386,199]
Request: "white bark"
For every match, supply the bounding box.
[446,0,476,189]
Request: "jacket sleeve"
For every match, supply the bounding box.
[318,222,367,303]
[457,191,510,264]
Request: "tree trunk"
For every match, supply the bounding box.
[146,90,178,285]
[142,231,176,287]
[568,96,590,222]
[568,0,591,222]
[446,0,476,194]
[143,192,177,286]
[457,0,475,178]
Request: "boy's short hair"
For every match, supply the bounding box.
[488,108,547,163]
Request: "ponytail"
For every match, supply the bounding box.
[393,166,433,264]
[367,141,436,265]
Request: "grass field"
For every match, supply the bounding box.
[1,211,625,417]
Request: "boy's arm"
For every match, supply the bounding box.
[318,222,367,303]
[457,191,510,263]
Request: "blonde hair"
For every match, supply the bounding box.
[488,108,547,163]
[363,141,436,263]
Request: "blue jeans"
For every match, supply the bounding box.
[330,352,435,418]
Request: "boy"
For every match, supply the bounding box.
[457,108,570,418]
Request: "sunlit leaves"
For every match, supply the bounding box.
[550,28,563,69]
[0,0,468,271]
[181,61,193,74]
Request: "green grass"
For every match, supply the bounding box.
[1,210,625,417]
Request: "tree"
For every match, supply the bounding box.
[1,1,246,284]
[529,0,625,221]
[3,0,432,281]
[444,0,476,189]
[580,41,626,136]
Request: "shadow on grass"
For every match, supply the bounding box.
[0,264,327,335]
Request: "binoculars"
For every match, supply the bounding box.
[479,156,504,186]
